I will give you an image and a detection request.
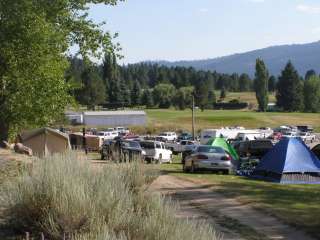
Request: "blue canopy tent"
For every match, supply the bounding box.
[251,138,320,184]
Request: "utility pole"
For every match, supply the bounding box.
[192,94,195,140]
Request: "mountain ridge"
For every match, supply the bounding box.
[149,41,320,77]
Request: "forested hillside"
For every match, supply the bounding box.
[157,41,320,77]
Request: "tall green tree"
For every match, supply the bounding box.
[0,0,121,141]
[103,52,121,104]
[268,75,276,92]
[207,90,216,109]
[276,61,304,111]
[119,79,131,107]
[173,86,194,110]
[153,84,176,108]
[303,75,320,112]
[254,59,269,112]
[80,65,106,110]
[220,87,227,99]
[131,80,141,106]
[305,69,316,81]
[141,89,154,108]
[239,73,251,92]
[194,78,209,111]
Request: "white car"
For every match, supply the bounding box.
[156,132,177,142]
[299,132,316,143]
[114,126,130,134]
[140,141,172,164]
[98,131,118,140]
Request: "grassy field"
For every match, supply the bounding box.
[144,109,320,133]
[160,161,320,239]
[215,91,276,108]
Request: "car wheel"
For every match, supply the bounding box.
[223,169,230,175]
[101,154,105,160]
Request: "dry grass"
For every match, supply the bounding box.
[0,152,218,240]
[142,109,320,134]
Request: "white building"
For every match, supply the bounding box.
[75,111,147,127]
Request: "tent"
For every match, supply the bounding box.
[207,137,239,160]
[251,137,320,184]
[18,127,71,157]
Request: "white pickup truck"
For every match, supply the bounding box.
[140,141,172,164]
[166,140,199,155]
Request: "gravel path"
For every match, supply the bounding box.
[150,175,315,240]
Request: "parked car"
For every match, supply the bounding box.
[178,132,193,141]
[299,132,316,143]
[282,131,297,138]
[114,126,130,134]
[297,125,313,133]
[100,139,145,162]
[97,131,118,140]
[183,145,235,174]
[156,132,177,142]
[120,140,146,162]
[140,141,172,163]
[233,140,273,159]
[166,140,199,155]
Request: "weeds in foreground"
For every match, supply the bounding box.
[0,152,218,240]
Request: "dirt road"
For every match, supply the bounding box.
[150,175,315,240]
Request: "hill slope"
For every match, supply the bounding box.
[157,41,320,77]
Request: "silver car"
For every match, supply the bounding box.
[183,145,235,174]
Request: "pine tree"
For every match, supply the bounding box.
[207,90,216,109]
[102,52,121,104]
[254,59,269,112]
[81,65,106,110]
[276,61,304,111]
[141,89,154,108]
[119,79,130,107]
[220,87,226,100]
[239,73,251,92]
[305,69,316,81]
[268,76,276,92]
[131,80,141,106]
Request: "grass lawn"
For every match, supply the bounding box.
[214,91,276,108]
[160,160,320,239]
[144,109,320,133]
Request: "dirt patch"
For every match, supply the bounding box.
[150,175,316,240]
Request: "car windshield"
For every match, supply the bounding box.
[98,133,105,136]
[122,141,140,148]
[300,133,307,136]
[140,142,155,149]
[197,146,225,154]
[159,133,167,136]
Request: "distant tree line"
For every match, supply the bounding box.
[68,54,254,111]
[68,54,320,113]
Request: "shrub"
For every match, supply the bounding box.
[0,153,217,240]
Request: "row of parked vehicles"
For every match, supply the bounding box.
[99,125,317,175]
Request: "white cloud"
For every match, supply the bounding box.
[296,4,320,14]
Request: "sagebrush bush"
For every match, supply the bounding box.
[0,152,218,240]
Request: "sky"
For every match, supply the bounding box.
[88,0,320,64]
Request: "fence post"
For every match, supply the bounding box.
[41,232,45,240]
[25,232,29,240]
